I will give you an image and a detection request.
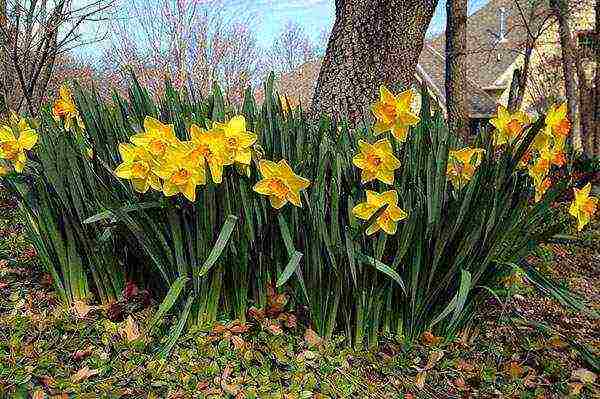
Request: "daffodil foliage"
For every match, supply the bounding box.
[1,76,596,352]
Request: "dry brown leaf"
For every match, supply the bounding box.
[266,320,283,335]
[71,366,100,383]
[304,328,323,348]
[231,335,246,351]
[72,300,91,318]
[120,315,141,342]
[568,382,584,395]
[415,371,427,388]
[73,346,93,361]
[229,322,249,334]
[421,331,442,346]
[504,361,524,380]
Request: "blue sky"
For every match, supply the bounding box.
[77,0,491,58]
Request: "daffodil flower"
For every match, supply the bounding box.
[0,119,38,173]
[446,148,485,190]
[253,159,310,209]
[490,105,530,146]
[52,84,85,131]
[114,143,162,193]
[214,116,257,166]
[154,147,206,202]
[545,103,571,138]
[352,190,407,235]
[130,117,180,158]
[372,85,420,142]
[352,138,401,185]
[568,183,597,231]
[186,124,233,184]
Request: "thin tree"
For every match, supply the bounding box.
[311,0,439,122]
[445,0,469,139]
[270,21,316,73]
[0,0,115,114]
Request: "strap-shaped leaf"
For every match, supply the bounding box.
[197,215,238,277]
[356,252,406,295]
[147,276,189,334]
[83,202,164,224]
[276,251,303,288]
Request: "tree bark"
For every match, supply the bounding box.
[592,0,600,157]
[445,0,469,139]
[311,0,439,123]
[551,0,582,154]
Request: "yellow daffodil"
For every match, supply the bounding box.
[253,159,310,209]
[186,124,233,184]
[372,85,420,142]
[130,117,180,158]
[114,143,162,193]
[545,103,571,138]
[52,84,84,131]
[568,183,597,231]
[214,116,257,166]
[446,148,485,190]
[490,105,530,146]
[154,147,206,202]
[352,190,407,235]
[0,120,38,173]
[352,138,401,185]
[534,177,552,203]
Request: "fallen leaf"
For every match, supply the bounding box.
[504,361,524,380]
[266,320,282,335]
[421,331,442,346]
[453,376,467,390]
[71,366,100,383]
[231,335,246,351]
[229,322,249,334]
[72,300,91,318]
[304,328,323,348]
[568,382,583,395]
[415,371,427,388]
[120,315,141,342]
[548,335,566,349]
[73,346,93,361]
[571,368,596,384]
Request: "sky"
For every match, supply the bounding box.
[75,0,491,59]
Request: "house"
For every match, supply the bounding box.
[270,0,596,131]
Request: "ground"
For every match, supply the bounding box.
[0,190,598,398]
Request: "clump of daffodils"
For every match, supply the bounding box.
[114,115,310,206]
[0,112,38,173]
[489,103,570,203]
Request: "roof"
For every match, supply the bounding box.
[268,0,544,118]
[416,44,497,117]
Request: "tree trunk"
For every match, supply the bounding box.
[552,0,582,154]
[445,0,469,139]
[311,0,439,123]
[0,0,8,113]
[592,0,600,157]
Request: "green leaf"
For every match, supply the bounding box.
[356,252,406,295]
[197,215,238,277]
[147,276,189,334]
[276,251,303,288]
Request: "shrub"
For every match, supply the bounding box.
[0,74,596,351]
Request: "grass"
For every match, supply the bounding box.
[0,189,598,398]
